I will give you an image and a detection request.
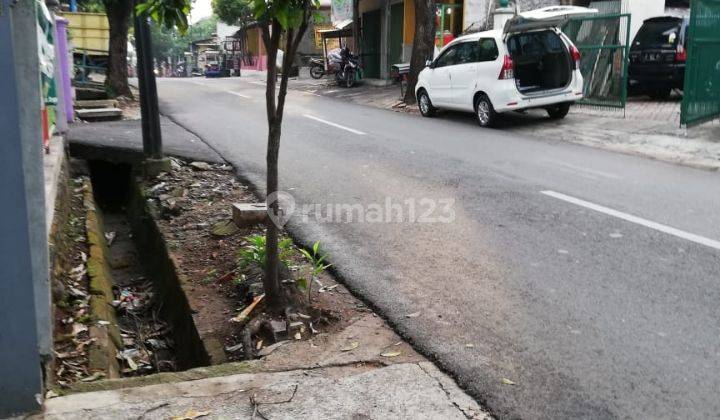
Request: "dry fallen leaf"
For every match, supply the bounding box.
[294,332,302,340]
[340,342,359,352]
[405,311,421,318]
[380,351,401,358]
[465,344,475,348]
[501,378,516,385]
[171,410,211,420]
[256,339,264,350]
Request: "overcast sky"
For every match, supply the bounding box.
[190,0,213,23]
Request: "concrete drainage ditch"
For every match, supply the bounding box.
[76,159,210,383]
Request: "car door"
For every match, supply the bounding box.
[449,39,501,110]
[448,42,479,110]
[427,44,459,106]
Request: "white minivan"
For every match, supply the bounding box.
[415,6,596,127]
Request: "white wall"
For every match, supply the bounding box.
[463,0,491,32]
[623,0,665,41]
[216,21,240,40]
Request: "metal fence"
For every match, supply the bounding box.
[562,13,631,109]
[681,0,720,126]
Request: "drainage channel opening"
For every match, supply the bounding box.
[86,160,208,376]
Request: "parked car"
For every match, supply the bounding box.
[204,63,223,78]
[415,6,595,127]
[628,15,689,99]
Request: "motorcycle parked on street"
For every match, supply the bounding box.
[310,47,361,87]
[334,47,360,88]
[309,57,327,79]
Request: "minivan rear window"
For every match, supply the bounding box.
[633,19,682,48]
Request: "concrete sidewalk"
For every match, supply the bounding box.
[67,116,224,164]
[38,362,486,419]
[243,68,720,171]
[36,313,489,419]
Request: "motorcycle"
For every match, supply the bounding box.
[335,54,360,88]
[332,48,360,88]
[309,57,326,79]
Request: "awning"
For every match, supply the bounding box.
[319,19,354,38]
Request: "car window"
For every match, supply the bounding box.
[478,38,499,62]
[508,31,563,56]
[434,44,460,68]
[456,42,477,64]
[633,19,683,48]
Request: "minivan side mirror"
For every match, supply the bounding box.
[425,59,433,68]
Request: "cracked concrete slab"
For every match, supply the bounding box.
[38,363,489,419]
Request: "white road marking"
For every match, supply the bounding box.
[541,190,720,251]
[303,114,366,135]
[226,91,251,99]
[544,159,622,180]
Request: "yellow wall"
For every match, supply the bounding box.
[403,0,415,44]
[246,27,267,56]
[59,12,109,53]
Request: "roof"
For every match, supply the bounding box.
[445,29,503,45]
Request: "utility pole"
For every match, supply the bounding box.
[133,0,169,175]
[0,0,45,415]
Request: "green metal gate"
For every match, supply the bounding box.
[563,13,631,108]
[362,10,381,79]
[388,3,404,74]
[681,0,720,126]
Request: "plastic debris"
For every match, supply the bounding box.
[172,409,211,420]
[340,342,359,352]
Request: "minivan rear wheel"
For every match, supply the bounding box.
[418,90,436,117]
[475,94,497,127]
[547,103,570,120]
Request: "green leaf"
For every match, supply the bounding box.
[297,277,308,290]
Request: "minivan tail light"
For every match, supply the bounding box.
[499,55,514,80]
[675,45,687,62]
[570,45,581,69]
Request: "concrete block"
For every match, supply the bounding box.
[232,203,268,226]
[74,99,119,109]
[75,107,123,121]
[143,158,171,178]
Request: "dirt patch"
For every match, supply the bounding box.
[146,158,400,364]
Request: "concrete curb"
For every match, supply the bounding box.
[83,180,122,379]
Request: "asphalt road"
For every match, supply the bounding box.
[157,77,720,419]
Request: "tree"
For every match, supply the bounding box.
[251,0,320,311]
[104,0,133,97]
[403,0,436,104]
[212,0,253,25]
[77,0,190,97]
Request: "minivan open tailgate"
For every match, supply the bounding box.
[504,6,597,34]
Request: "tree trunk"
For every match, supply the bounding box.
[403,0,436,104]
[260,17,310,312]
[105,0,132,98]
